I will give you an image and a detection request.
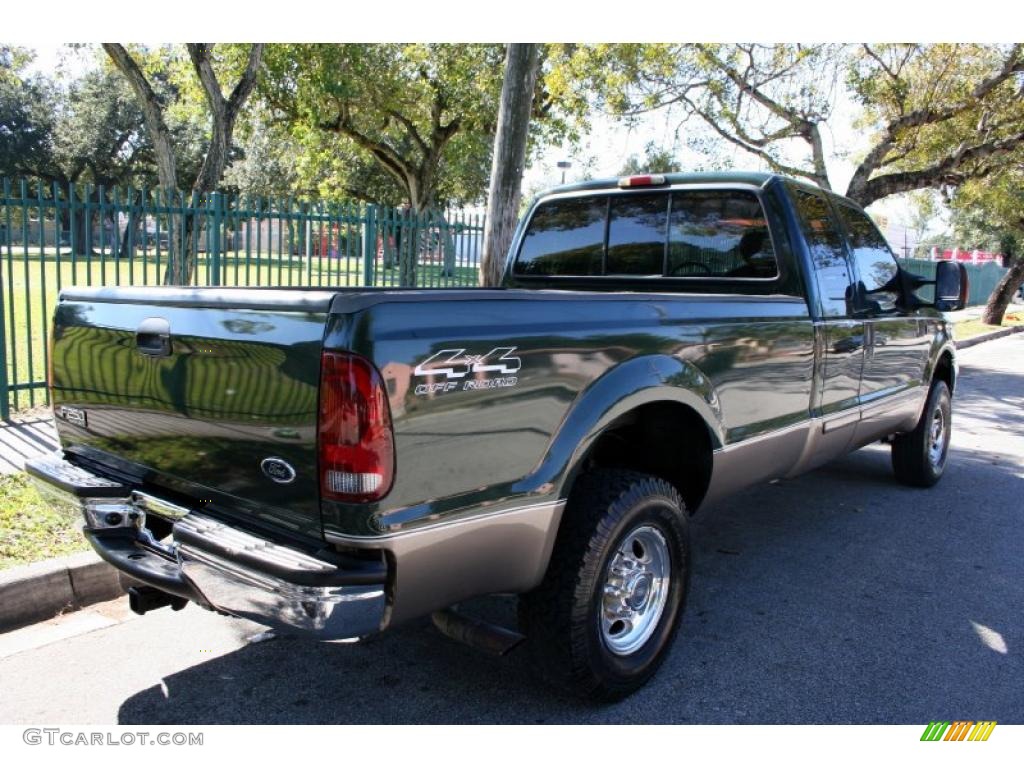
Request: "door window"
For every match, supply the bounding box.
[836,203,900,312]
[791,189,853,317]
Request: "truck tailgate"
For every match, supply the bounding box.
[49,287,336,538]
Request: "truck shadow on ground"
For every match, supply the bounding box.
[117,443,1022,725]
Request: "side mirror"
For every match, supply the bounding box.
[935,261,969,311]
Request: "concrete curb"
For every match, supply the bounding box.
[0,551,123,632]
[955,324,1024,350]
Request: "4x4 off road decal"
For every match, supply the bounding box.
[413,347,521,395]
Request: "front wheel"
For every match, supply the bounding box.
[892,380,952,487]
[518,469,690,701]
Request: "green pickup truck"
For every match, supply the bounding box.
[28,171,966,700]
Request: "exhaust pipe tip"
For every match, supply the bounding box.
[431,608,525,656]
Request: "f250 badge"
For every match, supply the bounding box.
[413,347,521,395]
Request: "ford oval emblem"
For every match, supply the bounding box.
[260,457,297,484]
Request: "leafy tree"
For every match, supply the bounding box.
[102,43,264,283]
[557,43,1024,207]
[0,52,166,255]
[949,160,1024,324]
[0,46,33,84]
[618,143,680,175]
[222,116,302,199]
[261,44,505,215]
[0,72,56,180]
[263,44,528,284]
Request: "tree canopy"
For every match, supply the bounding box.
[0,51,152,188]
[260,44,506,213]
[555,43,1024,207]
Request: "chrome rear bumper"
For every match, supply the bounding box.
[25,453,387,641]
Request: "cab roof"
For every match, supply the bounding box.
[537,170,822,199]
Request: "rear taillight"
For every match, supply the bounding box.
[318,351,395,503]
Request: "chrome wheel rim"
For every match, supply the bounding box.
[600,525,671,656]
[928,405,947,468]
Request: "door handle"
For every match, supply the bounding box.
[136,317,171,357]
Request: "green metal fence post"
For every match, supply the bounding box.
[304,202,313,285]
[0,179,9,420]
[210,191,223,286]
[362,204,377,287]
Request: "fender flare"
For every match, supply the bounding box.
[513,354,723,499]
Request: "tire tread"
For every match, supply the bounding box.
[518,469,688,700]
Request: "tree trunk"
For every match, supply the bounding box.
[480,44,540,287]
[71,187,99,256]
[102,45,178,194]
[105,43,263,285]
[117,191,142,260]
[981,255,1024,325]
[398,208,418,288]
[426,208,458,277]
[163,194,198,285]
[441,223,456,277]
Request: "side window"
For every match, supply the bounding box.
[514,196,606,276]
[836,203,900,312]
[606,193,668,275]
[667,190,778,278]
[791,189,852,317]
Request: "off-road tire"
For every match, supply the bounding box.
[518,469,690,701]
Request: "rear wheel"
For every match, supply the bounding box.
[518,469,690,701]
[892,380,952,487]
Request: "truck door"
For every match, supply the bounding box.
[789,187,863,462]
[834,201,931,440]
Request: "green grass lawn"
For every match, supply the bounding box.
[0,472,87,569]
[954,311,1024,340]
[1,247,478,413]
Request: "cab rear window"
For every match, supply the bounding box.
[513,189,778,279]
[514,196,605,276]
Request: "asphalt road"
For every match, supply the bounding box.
[1,334,1021,725]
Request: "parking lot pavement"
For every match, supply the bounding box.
[0,335,1021,725]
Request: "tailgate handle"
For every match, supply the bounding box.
[136,317,171,357]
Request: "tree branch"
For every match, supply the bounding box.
[695,44,805,128]
[385,109,429,157]
[855,129,1024,205]
[326,107,414,190]
[187,43,224,113]
[101,43,178,191]
[887,44,1023,134]
[227,44,264,120]
[681,96,824,184]
[848,43,1024,201]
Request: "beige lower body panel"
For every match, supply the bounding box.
[703,422,811,506]
[855,388,926,446]
[325,500,566,628]
[707,387,929,499]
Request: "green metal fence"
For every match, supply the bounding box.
[0,178,485,417]
[898,258,1007,308]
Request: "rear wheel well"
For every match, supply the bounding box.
[576,402,713,513]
